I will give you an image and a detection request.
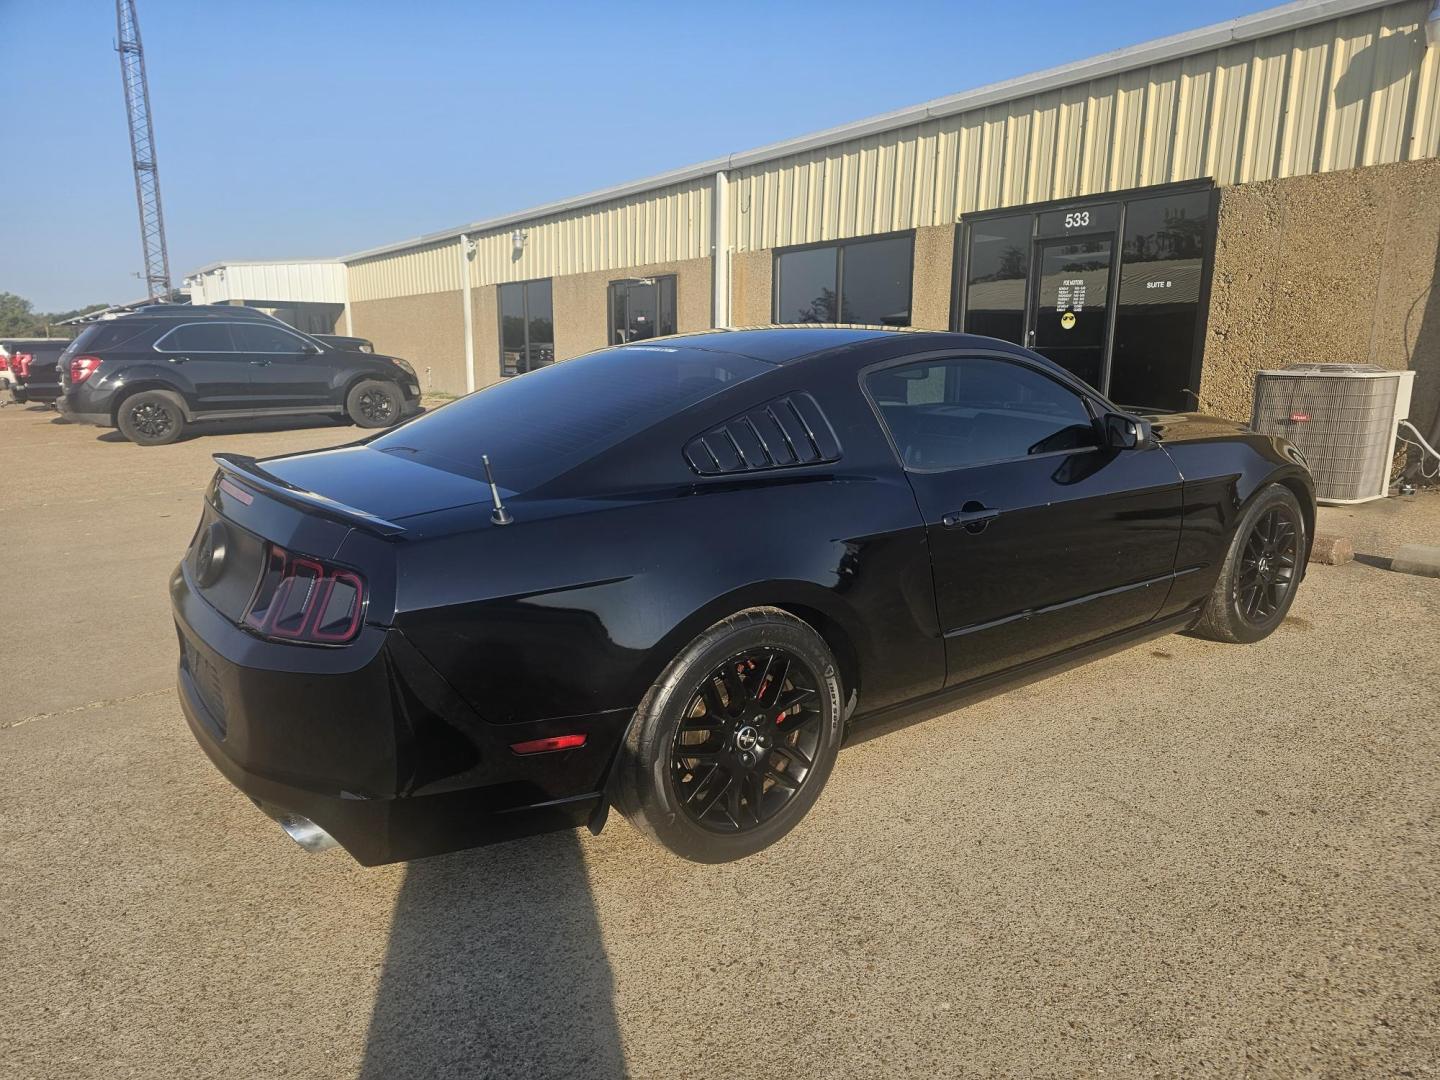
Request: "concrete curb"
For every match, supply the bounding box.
[1391,544,1440,578]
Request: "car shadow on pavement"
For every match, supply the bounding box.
[94,415,354,443]
[359,829,624,1080]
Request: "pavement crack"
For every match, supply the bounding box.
[2,688,171,731]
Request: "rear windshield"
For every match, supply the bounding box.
[371,345,769,492]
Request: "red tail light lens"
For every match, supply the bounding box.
[14,352,32,377]
[0,355,8,371]
[243,544,367,644]
[70,355,103,384]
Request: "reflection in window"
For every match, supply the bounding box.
[499,279,555,377]
[1109,191,1209,411]
[774,235,913,326]
[608,276,677,344]
[867,356,1098,470]
[963,215,1030,344]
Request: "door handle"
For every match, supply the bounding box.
[942,502,1001,532]
[167,356,189,363]
[249,360,271,366]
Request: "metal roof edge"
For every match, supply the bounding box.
[341,0,1389,264]
[183,257,346,276]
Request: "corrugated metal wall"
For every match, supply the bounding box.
[349,239,463,302]
[191,262,347,305]
[729,0,1439,250]
[466,179,712,287]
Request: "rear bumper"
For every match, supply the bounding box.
[57,393,111,427]
[171,562,626,865]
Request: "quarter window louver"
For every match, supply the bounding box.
[684,394,841,476]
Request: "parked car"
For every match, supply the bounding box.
[315,334,374,353]
[2,338,69,404]
[56,307,422,444]
[171,327,1315,866]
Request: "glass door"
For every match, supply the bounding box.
[608,277,677,344]
[1026,235,1114,391]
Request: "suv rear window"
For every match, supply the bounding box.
[371,345,768,492]
[67,321,151,353]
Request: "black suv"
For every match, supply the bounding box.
[56,306,422,445]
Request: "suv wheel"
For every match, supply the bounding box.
[346,379,403,428]
[117,390,186,446]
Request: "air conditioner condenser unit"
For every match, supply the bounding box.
[1251,364,1415,504]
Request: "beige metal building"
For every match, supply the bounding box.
[192,0,1440,429]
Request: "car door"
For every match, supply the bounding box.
[228,322,342,410]
[865,352,1184,686]
[150,322,251,412]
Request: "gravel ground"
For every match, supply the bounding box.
[1,401,1437,1079]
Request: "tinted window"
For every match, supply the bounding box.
[841,236,912,326]
[499,279,554,376]
[68,321,148,352]
[963,215,1030,344]
[608,276,676,344]
[371,345,769,492]
[775,248,837,323]
[1109,190,1209,412]
[156,323,234,351]
[231,323,309,353]
[867,356,1098,470]
[775,235,914,326]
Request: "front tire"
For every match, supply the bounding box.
[615,608,844,863]
[346,379,403,428]
[1193,483,1306,643]
[116,389,186,446]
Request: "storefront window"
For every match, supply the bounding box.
[774,234,913,326]
[962,215,1030,345]
[499,279,555,377]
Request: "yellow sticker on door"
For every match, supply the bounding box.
[1060,311,1077,330]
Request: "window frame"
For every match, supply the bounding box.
[497,277,555,378]
[859,348,1117,475]
[771,229,915,327]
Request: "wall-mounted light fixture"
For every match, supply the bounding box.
[511,229,527,257]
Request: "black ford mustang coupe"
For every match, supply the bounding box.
[172,328,1314,864]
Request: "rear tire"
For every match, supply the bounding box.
[1193,483,1305,644]
[615,607,844,863]
[346,379,403,428]
[116,390,186,446]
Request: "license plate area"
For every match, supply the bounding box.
[179,627,228,737]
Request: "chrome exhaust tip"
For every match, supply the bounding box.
[274,813,340,853]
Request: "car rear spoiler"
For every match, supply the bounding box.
[212,453,407,539]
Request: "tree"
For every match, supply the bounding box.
[0,292,112,338]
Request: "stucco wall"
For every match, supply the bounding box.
[911,225,954,330]
[548,256,712,360]
[470,285,501,392]
[1200,158,1440,432]
[349,291,467,396]
[731,249,772,326]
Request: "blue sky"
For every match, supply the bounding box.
[3,0,1278,311]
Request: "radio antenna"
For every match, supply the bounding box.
[482,455,513,526]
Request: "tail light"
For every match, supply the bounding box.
[70,355,103,384]
[14,352,32,377]
[0,355,8,371]
[243,544,367,644]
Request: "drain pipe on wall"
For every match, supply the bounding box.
[459,233,476,395]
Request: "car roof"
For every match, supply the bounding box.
[128,304,278,321]
[659,326,904,364]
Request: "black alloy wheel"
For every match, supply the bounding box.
[1193,483,1306,644]
[1234,504,1299,625]
[130,400,174,439]
[357,387,395,424]
[670,647,823,833]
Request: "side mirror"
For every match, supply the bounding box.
[299,342,322,356]
[1103,412,1142,449]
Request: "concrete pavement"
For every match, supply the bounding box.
[2,401,1437,1078]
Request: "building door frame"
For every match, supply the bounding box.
[951,178,1218,408]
